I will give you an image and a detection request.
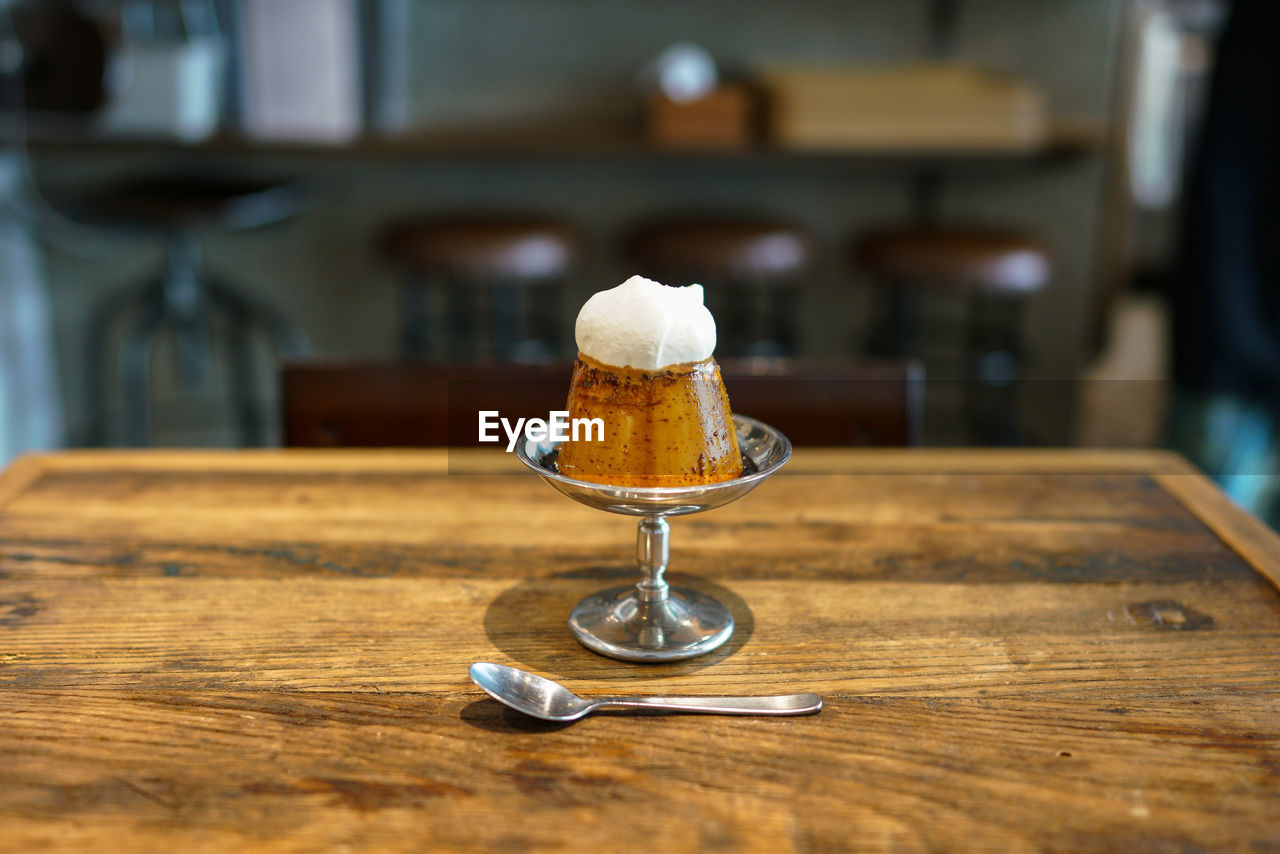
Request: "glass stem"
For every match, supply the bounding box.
[635,516,669,603]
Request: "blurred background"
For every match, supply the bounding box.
[0,0,1275,526]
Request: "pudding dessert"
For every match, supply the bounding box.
[557,275,743,487]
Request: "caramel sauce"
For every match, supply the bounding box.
[556,353,743,487]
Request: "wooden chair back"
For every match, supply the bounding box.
[282,359,923,448]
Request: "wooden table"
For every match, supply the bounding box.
[1,449,1278,852]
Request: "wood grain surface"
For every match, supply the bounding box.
[0,449,1278,853]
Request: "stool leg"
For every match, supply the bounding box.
[172,314,212,387]
[744,284,780,359]
[83,305,109,447]
[491,280,525,360]
[401,274,432,359]
[205,275,309,446]
[83,278,161,446]
[205,283,261,446]
[118,288,168,448]
[445,280,475,360]
[530,281,561,358]
[517,279,558,360]
[206,274,310,358]
[715,280,749,357]
[163,230,211,386]
[224,299,263,447]
[258,299,309,359]
[769,286,797,358]
[965,294,1023,445]
[869,283,916,358]
[741,280,791,360]
[493,280,553,363]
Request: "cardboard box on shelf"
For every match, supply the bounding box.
[759,65,1048,152]
[645,82,758,150]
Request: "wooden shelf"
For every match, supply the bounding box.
[5,117,1107,162]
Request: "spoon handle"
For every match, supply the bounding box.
[591,693,822,716]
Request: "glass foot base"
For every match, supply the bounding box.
[568,585,734,662]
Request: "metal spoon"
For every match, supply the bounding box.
[469,662,822,723]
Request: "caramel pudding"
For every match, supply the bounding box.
[556,275,743,487]
[557,353,742,486]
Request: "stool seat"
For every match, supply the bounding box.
[626,219,812,281]
[624,217,812,359]
[64,176,309,232]
[382,218,576,281]
[381,216,579,361]
[855,227,1051,294]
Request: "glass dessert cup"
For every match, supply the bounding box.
[516,414,792,662]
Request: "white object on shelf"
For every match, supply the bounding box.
[639,43,718,104]
[99,38,224,141]
[238,0,363,143]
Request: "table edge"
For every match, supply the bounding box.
[1150,461,1280,592]
[0,446,1195,475]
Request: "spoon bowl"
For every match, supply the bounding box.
[470,662,594,721]
[469,662,822,723]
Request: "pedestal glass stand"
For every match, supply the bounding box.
[516,415,791,662]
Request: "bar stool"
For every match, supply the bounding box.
[72,176,311,447]
[380,217,578,362]
[854,226,1050,443]
[624,217,812,358]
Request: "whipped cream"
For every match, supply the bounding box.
[575,275,716,370]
